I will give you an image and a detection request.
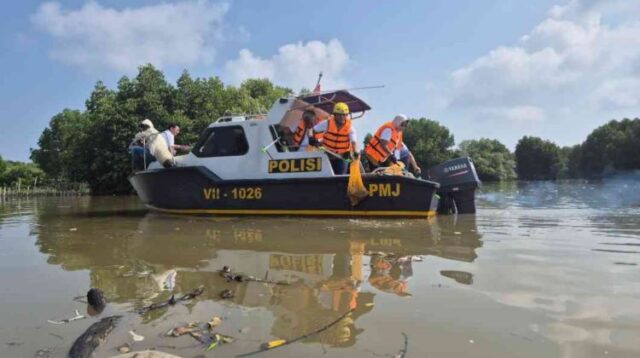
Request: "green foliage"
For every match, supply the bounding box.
[81,81,133,194]
[579,118,640,177]
[0,161,45,187]
[458,139,516,181]
[515,136,564,180]
[32,64,293,194]
[513,119,640,180]
[30,109,89,180]
[0,155,6,175]
[240,78,291,111]
[403,118,455,170]
[564,144,583,179]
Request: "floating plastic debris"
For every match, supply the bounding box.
[47,309,85,325]
[129,331,144,342]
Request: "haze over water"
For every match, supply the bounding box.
[1,180,639,357]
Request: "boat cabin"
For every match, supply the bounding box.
[147,90,372,180]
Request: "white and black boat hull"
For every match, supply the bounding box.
[129,166,440,217]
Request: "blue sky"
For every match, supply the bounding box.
[1,0,639,161]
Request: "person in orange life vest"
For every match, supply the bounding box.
[311,102,359,175]
[368,254,413,297]
[287,109,324,151]
[364,114,421,176]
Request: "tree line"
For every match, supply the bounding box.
[24,65,640,193]
[399,118,639,182]
[511,118,640,180]
[399,118,640,182]
[0,156,44,188]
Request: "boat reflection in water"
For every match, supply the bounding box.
[34,202,481,352]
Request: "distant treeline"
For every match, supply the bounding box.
[28,65,639,194]
[0,157,88,195]
[399,117,640,182]
[0,159,43,187]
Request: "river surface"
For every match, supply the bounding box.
[1,180,639,358]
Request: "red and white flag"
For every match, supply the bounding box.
[312,72,323,94]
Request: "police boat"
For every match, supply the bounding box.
[129,90,480,217]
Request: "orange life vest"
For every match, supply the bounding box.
[293,118,324,146]
[323,115,352,154]
[365,122,403,164]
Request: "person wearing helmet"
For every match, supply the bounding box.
[311,102,359,175]
[364,115,421,176]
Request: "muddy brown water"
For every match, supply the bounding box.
[1,180,639,358]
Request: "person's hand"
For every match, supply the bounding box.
[351,151,360,160]
[308,137,320,146]
[414,166,422,176]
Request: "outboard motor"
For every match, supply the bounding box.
[428,157,481,214]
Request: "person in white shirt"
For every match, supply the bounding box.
[161,123,190,155]
[364,115,421,176]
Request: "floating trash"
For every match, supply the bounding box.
[262,339,286,350]
[137,286,204,315]
[129,331,145,342]
[118,343,132,354]
[206,334,234,351]
[152,269,177,291]
[220,289,234,299]
[166,324,196,337]
[207,316,222,328]
[47,309,85,325]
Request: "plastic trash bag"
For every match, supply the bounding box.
[383,162,406,176]
[348,158,369,206]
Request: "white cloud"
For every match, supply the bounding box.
[483,106,546,121]
[443,0,640,123]
[549,0,640,19]
[32,1,229,72]
[450,46,571,108]
[592,78,640,109]
[225,39,350,92]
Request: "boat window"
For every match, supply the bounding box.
[269,124,289,152]
[193,126,249,157]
